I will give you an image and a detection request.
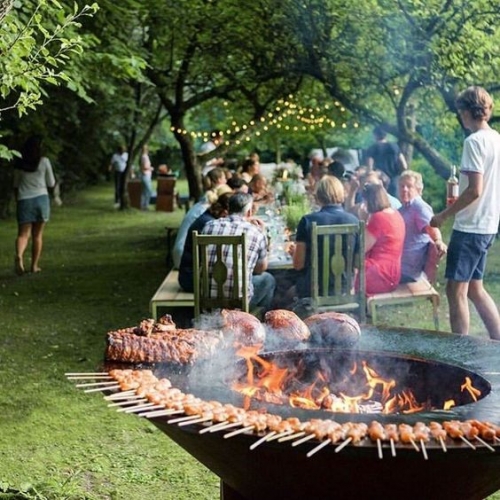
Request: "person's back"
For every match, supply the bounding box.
[293,175,359,298]
[202,192,275,311]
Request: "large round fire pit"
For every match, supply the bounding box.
[108,326,500,500]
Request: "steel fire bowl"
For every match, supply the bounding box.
[144,326,500,500]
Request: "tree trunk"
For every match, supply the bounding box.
[174,129,202,201]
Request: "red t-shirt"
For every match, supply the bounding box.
[365,209,405,294]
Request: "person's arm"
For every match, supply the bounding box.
[364,227,377,253]
[430,171,482,228]
[425,226,447,257]
[253,257,268,274]
[398,153,408,171]
[292,241,306,270]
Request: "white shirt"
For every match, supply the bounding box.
[111,152,128,172]
[454,128,500,234]
[13,157,56,200]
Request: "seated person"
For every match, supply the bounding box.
[239,157,260,183]
[363,183,406,294]
[290,175,359,298]
[172,182,232,269]
[202,193,276,313]
[248,174,274,204]
[398,170,447,283]
[227,176,249,193]
[345,170,401,222]
[178,192,232,292]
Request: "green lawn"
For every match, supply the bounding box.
[0,181,499,499]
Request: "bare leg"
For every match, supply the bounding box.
[468,280,500,340]
[15,223,32,275]
[31,221,46,272]
[446,280,470,334]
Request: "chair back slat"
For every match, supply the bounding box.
[192,231,249,318]
[310,221,366,322]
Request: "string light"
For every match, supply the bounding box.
[170,95,362,148]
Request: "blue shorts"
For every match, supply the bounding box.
[445,230,495,281]
[17,195,50,225]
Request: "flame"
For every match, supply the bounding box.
[444,400,456,410]
[232,350,474,415]
[461,376,481,402]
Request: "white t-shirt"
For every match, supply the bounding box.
[13,157,56,200]
[454,128,500,234]
[111,152,128,172]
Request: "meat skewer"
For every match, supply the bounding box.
[224,426,255,439]
[384,424,399,457]
[279,432,306,443]
[443,421,476,449]
[429,422,447,452]
[414,422,430,460]
[398,424,420,452]
[369,421,386,459]
[108,398,147,407]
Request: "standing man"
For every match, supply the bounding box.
[366,125,407,197]
[109,145,128,207]
[431,86,500,340]
[202,193,276,313]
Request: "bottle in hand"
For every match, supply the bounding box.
[446,165,459,206]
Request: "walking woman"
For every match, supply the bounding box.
[13,135,56,275]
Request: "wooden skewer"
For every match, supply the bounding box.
[307,439,331,458]
[266,430,293,442]
[178,416,214,427]
[475,437,496,452]
[76,381,119,388]
[494,436,500,444]
[224,426,255,439]
[168,414,200,424]
[65,372,108,376]
[121,403,158,413]
[208,421,243,433]
[439,436,447,452]
[84,385,120,393]
[141,409,184,418]
[291,434,316,447]
[250,432,277,450]
[409,438,420,452]
[376,439,383,460]
[104,391,136,400]
[420,440,428,460]
[460,436,476,450]
[199,421,232,434]
[108,398,147,408]
[67,375,112,380]
[390,439,397,457]
[279,431,305,443]
[334,437,352,453]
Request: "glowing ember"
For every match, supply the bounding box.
[232,348,483,415]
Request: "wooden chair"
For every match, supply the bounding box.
[366,241,442,329]
[310,221,366,323]
[192,231,249,318]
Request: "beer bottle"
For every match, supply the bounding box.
[446,164,459,206]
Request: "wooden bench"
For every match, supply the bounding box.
[366,278,440,329]
[150,269,194,320]
[366,242,442,330]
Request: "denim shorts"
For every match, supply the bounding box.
[17,195,50,224]
[445,230,495,281]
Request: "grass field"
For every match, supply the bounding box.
[0,180,499,499]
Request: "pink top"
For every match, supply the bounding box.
[365,209,405,294]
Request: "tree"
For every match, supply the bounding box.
[285,0,500,178]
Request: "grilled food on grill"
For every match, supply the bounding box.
[220,309,266,346]
[102,369,500,450]
[264,309,310,345]
[304,311,361,347]
[105,316,223,364]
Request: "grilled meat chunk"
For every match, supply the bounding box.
[304,312,361,347]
